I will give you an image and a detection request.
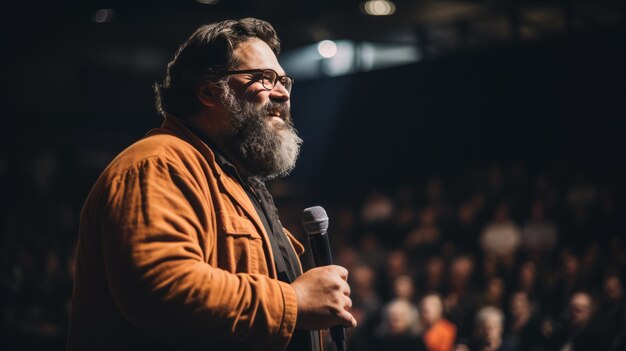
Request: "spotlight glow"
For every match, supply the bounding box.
[92,9,115,23]
[361,0,396,16]
[318,40,338,58]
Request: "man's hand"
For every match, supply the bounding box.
[291,265,357,330]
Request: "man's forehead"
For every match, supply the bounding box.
[233,38,285,74]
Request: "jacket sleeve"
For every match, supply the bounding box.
[99,157,297,350]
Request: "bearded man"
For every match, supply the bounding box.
[68,18,356,351]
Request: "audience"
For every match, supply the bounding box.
[2,161,624,351]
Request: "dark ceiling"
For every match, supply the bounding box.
[3,0,624,53]
[1,0,623,146]
[2,0,622,116]
[0,0,623,193]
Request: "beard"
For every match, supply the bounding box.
[217,84,302,180]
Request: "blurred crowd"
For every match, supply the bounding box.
[1,155,624,350]
[309,164,625,351]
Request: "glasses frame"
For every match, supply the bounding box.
[221,68,294,93]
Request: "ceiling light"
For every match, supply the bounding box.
[318,40,338,58]
[92,9,115,24]
[361,0,396,16]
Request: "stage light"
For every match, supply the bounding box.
[318,40,338,58]
[361,0,396,16]
[195,0,220,4]
[92,9,115,23]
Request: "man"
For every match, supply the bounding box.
[419,292,457,351]
[68,18,356,351]
[372,299,421,351]
[505,291,543,351]
[544,292,598,351]
[470,307,515,351]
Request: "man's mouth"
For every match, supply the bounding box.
[268,111,285,123]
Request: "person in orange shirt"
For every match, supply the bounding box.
[420,292,458,351]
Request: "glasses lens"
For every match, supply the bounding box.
[281,77,292,92]
[261,70,277,90]
[260,69,292,92]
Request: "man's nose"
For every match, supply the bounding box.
[269,82,290,103]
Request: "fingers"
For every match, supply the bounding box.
[333,270,354,327]
[295,265,356,330]
[344,296,352,309]
[333,294,353,326]
[331,265,349,281]
[336,309,357,328]
[330,268,351,296]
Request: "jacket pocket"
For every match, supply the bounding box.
[217,214,264,274]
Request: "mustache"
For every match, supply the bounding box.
[260,101,292,124]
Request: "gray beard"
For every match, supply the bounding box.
[218,84,302,180]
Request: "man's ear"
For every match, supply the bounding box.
[195,82,221,108]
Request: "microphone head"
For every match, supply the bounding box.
[302,206,329,236]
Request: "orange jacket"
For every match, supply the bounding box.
[67,116,304,350]
[423,319,457,351]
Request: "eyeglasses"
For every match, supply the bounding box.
[222,68,294,93]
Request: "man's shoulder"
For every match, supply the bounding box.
[101,130,214,182]
[81,130,219,219]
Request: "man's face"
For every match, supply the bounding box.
[510,292,531,318]
[216,38,301,180]
[420,295,442,326]
[604,276,623,301]
[478,315,502,346]
[569,293,592,327]
[388,302,411,335]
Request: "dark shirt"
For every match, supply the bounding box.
[244,177,321,351]
[505,315,544,351]
[245,177,301,282]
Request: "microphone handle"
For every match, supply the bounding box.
[308,233,347,351]
[308,232,333,266]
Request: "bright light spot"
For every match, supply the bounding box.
[281,40,420,80]
[195,0,220,4]
[322,41,355,76]
[318,40,338,58]
[92,9,115,23]
[361,0,396,16]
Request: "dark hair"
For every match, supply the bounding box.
[154,18,281,118]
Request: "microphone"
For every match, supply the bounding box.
[302,206,347,351]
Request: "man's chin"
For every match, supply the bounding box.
[268,116,289,130]
[269,115,285,123]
